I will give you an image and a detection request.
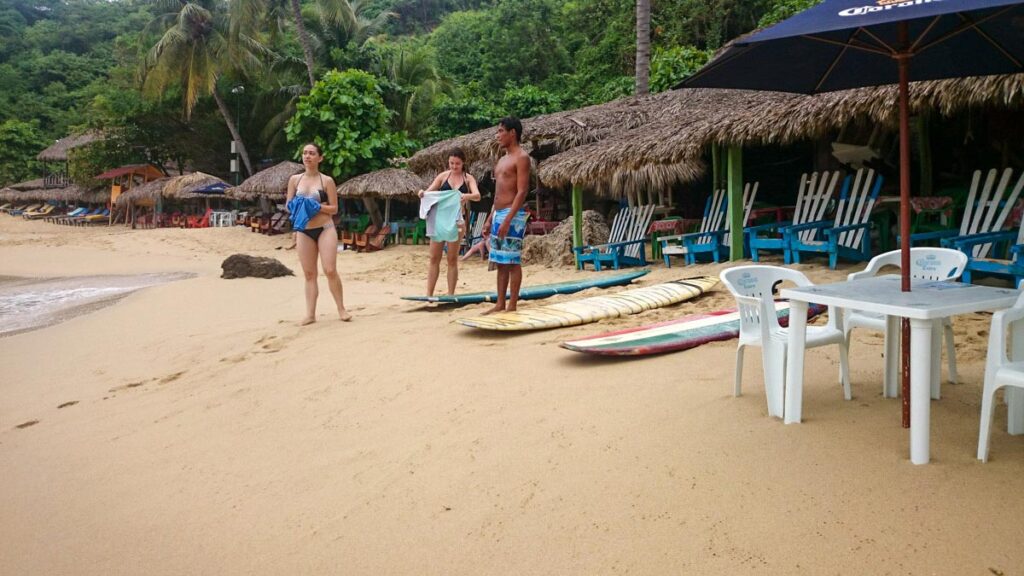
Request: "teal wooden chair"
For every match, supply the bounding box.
[787,169,883,269]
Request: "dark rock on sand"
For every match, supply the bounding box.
[221,254,294,279]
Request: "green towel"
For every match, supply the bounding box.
[420,190,462,243]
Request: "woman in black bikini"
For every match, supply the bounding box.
[286,143,352,324]
[417,148,482,296]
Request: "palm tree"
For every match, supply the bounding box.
[635,0,650,95]
[141,0,268,176]
[375,47,450,139]
[289,0,317,86]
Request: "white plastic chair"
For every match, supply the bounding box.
[977,291,1024,462]
[720,265,851,418]
[845,248,968,398]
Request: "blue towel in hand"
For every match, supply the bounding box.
[286,196,322,231]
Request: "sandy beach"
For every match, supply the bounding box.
[1,216,1022,575]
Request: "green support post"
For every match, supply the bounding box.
[727,145,744,261]
[572,184,583,268]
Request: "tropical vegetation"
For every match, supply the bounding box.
[0,0,819,187]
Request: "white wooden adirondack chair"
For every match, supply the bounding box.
[747,171,842,264]
[575,204,656,271]
[788,168,883,269]
[661,183,758,267]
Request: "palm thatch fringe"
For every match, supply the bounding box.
[539,74,1024,194]
[336,168,428,200]
[164,172,228,197]
[9,178,46,191]
[36,131,104,162]
[0,184,102,203]
[226,161,304,201]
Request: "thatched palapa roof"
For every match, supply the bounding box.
[337,168,427,200]
[116,172,228,204]
[226,161,303,201]
[539,74,1024,195]
[36,131,104,162]
[407,91,680,176]
[0,184,102,203]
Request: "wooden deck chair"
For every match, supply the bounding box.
[788,168,883,269]
[747,171,843,264]
[23,204,56,219]
[942,169,1024,285]
[354,223,379,251]
[574,204,656,271]
[461,211,488,255]
[931,168,1024,256]
[11,203,42,216]
[660,183,758,267]
[361,222,391,252]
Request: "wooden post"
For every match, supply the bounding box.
[916,111,933,196]
[727,145,744,261]
[572,184,583,268]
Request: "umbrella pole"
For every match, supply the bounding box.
[898,22,912,428]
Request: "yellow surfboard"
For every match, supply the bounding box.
[457,276,718,331]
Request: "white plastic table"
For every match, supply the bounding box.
[782,275,1022,464]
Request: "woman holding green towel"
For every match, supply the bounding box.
[418,148,482,297]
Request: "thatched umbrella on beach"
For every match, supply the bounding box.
[164,172,228,198]
[36,131,103,162]
[226,161,303,202]
[337,168,428,223]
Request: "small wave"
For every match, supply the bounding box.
[0,273,195,337]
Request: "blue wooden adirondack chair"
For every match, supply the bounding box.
[660,182,758,267]
[575,204,656,271]
[913,168,1023,249]
[787,168,883,269]
[747,171,842,264]
[941,168,1024,285]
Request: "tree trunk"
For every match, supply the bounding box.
[635,0,650,95]
[212,89,254,177]
[291,0,317,87]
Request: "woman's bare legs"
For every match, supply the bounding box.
[318,226,351,321]
[296,231,320,325]
[445,240,460,295]
[426,240,444,296]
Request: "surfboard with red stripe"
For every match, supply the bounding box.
[559,302,824,356]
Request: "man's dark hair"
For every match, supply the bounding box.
[498,116,523,143]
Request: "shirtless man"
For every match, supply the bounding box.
[484,117,531,314]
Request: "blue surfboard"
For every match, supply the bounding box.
[401,269,650,304]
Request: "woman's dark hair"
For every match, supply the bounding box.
[303,142,323,156]
[498,116,523,143]
[448,147,466,162]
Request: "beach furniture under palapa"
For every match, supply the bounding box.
[660,182,758,267]
[939,168,1024,286]
[747,171,842,264]
[787,168,883,269]
[720,265,850,419]
[574,204,655,271]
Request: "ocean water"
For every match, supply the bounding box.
[0,273,194,337]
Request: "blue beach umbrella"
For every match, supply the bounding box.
[681,0,1024,425]
[193,181,230,195]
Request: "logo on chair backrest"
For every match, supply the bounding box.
[915,254,940,273]
[736,272,759,292]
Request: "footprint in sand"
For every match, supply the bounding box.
[109,380,146,392]
[15,420,39,429]
[158,371,186,384]
[57,401,78,409]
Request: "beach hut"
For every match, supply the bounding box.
[337,168,428,225]
[94,164,165,225]
[36,131,103,189]
[225,161,303,203]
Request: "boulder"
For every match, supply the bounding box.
[221,254,294,279]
